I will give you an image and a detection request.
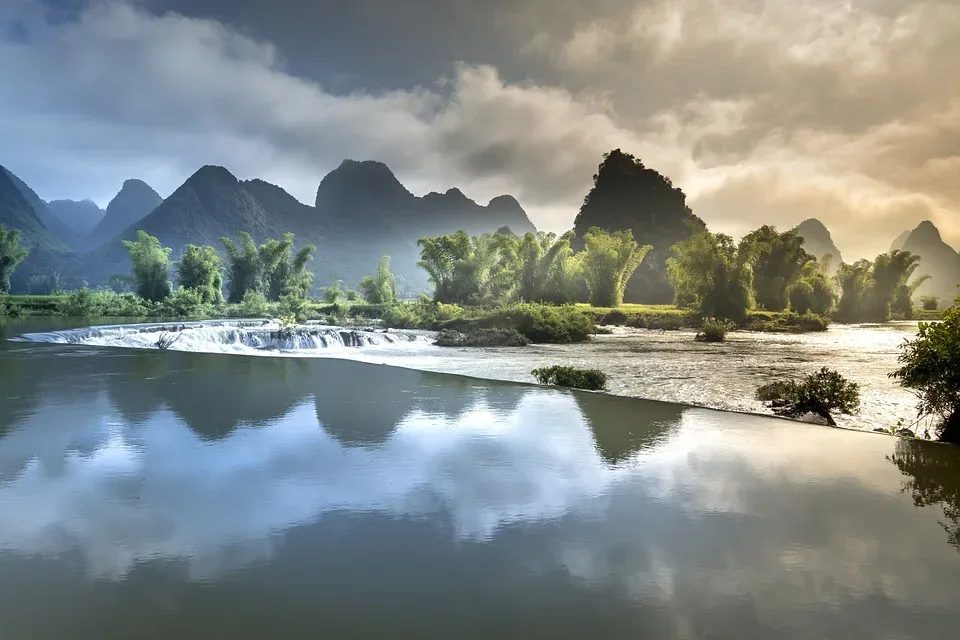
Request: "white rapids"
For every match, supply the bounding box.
[14,320,436,355]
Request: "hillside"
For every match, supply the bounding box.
[86,179,163,250]
[80,161,536,294]
[0,168,77,290]
[896,221,960,304]
[46,199,105,236]
[572,149,706,303]
[795,218,844,272]
[0,167,76,248]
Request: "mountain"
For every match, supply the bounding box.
[0,167,77,290]
[46,199,105,235]
[82,161,535,294]
[86,179,162,250]
[0,167,76,247]
[572,149,706,303]
[890,229,911,253]
[896,221,960,304]
[795,218,844,272]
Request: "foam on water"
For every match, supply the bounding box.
[14,320,436,356]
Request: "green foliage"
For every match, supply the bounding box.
[238,290,269,317]
[757,367,861,426]
[26,273,60,295]
[278,292,310,323]
[921,296,940,311]
[108,274,135,293]
[571,149,706,303]
[835,251,927,322]
[379,299,463,329]
[741,226,813,311]
[0,225,29,294]
[516,231,581,303]
[667,231,755,322]
[177,244,224,304]
[742,310,830,333]
[532,365,608,391]
[122,230,172,302]
[441,303,595,344]
[322,280,346,304]
[221,232,261,304]
[435,328,531,347]
[160,287,212,318]
[358,256,398,304]
[696,318,734,343]
[580,227,651,307]
[788,280,815,314]
[891,302,960,442]
[417,231,518,305]
[259,233,316,301]
[59,287,151,317]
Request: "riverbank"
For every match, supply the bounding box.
[2,293,939,342]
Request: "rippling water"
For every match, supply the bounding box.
[14,318,925,432]
[2,319,960,638]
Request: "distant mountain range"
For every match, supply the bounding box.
[891,220,960,303]
[1,160,536,293]
[795,218,843,271]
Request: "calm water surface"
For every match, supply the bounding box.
[2,318,960,639]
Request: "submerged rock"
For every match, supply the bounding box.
[435,328,530,348]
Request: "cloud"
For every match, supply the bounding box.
[1,0,958,258]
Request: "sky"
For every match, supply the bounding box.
[1,0,958,258]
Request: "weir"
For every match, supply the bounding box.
[13,320,435,354]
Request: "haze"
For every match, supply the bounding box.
[2,0,957,259]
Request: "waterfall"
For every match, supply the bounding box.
[14,320,436,355]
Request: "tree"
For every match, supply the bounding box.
[788,280,815,314]
[741,226,813,311]
[0,225,29,294]
[177,245,224,304]
[872,250,925,321]
[358,256,398,304]
[256,233,315,301]
[122,230,172,302]
[891,301,960,443]
[515,231,577,303]
[572,149,706,303]
[580,228,651,307]
[834,259,873,322]
[667,231,755,322]
[756,367,861,426]
[417,231,518,305]
[221,232,261,304]
[790,260,835,316]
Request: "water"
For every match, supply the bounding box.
[2,318,960,638]
[14,318,925,432]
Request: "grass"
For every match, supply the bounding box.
[912,308,944,322]
[695,318,733,343]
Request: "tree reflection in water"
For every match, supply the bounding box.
[889,438,960,551]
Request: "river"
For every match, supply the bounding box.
[2,317,959,638]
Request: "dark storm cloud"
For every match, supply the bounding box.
[3,0,959,257]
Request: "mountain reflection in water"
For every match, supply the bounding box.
[1,330,960,639]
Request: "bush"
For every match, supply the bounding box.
[920,296,940,311]
[441,303,595,344]
[788,281,815,314]
[60,288,151,317]
[696,317,734,343]
[238,290,269,317]
[435,328,530,347]
[159,287,212,318]
[278,293,309,323]
[380,300,465,330]
[757,367,860,426]
[532,365,607,391]
[891,303,960,443]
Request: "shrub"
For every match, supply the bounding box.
[891,303,960,443]
[443,303,595,344]
[532,365,607,391]
[788,281,815,314]
[60,288,151,317]
[435,328,530,347]
[159,287,211,318]
[380,300,465,330]
[278,293,310,323]
[920,296,940,311]
[238,290,270,317]
[696,317,734,343]
[757,367,860,426]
